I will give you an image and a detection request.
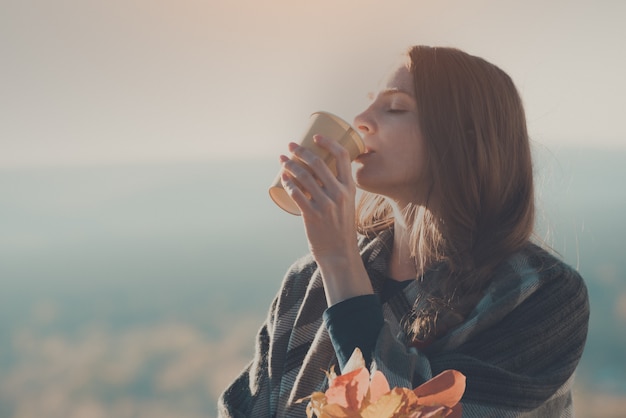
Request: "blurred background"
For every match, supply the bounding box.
[1,0,625,417]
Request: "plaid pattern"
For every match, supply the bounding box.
[218,230,589,417]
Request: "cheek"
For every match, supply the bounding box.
[398,135,429,184]
[397,155,425,184]
[402,129,427,164]
[408,124,427,154]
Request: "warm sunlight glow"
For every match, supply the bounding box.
[1,0,624,168]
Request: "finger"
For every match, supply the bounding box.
[313,135,352,184]
[280,154,309,196]
[280,171,313,213]
[281,154,329,203]
[288,141,341,195]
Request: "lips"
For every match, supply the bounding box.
[355,149,374,161]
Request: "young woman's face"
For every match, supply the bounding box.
[353,59,429,206]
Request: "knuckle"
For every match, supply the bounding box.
[287,160,305,175]
[310,157,326,171]
[334,193,347,206]
[293,147,305,160]
[336,146,349,159]
[318,200,334,212]
[284,162,298,177]
[296,146,312,159]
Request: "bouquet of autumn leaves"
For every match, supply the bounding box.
[297,348,465,418]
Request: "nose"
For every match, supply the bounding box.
[353,109,375,135]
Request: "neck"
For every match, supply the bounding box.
[386,200,439,281]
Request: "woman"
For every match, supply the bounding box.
[218,46,589,417]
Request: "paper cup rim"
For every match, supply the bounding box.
[310,111,365,154]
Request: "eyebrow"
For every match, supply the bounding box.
[367,88,414,100]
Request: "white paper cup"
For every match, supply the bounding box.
[269,111,365,215]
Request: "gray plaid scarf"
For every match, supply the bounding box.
[218,230,589,417]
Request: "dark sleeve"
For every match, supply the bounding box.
[323,294,385,370]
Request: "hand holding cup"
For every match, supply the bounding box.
[269,111,364,215]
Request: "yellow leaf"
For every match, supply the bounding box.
[392,387,419,415]
[302,391,329,418]
[360,390,404,418]
[321,403,359,418]
[342,348,366,374]
[302,348,465,418]
[405,405,448,417]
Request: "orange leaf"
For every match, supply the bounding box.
[443,403,463,418]
[413,370,466,408]
[324,367,370,410]
[368,370,391,403]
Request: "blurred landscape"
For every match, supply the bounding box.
[1,146,625,417]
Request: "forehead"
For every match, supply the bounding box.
[379,59,413,95]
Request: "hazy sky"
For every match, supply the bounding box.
[1,0,624,168]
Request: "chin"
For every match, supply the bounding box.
[354,174,383,195]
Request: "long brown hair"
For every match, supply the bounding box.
[356,46,535,343]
